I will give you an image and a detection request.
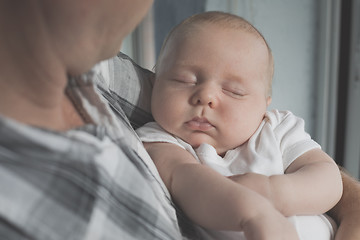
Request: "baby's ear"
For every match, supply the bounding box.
[266,96,272,107]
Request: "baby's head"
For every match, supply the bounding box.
[152,11,274,155]
[156,11,274,97]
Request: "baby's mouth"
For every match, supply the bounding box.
[186,117,214,131]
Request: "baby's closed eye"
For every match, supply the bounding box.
[222,87,246,99]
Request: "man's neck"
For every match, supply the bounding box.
[0,66,86,131]
[0,2,85,131]
[0,85,86,131]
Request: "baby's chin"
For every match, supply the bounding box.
[177,133,228,154]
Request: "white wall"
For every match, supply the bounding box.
[343,0,360,178]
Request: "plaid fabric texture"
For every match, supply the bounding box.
[94,52,155,130]
[0,60,185,239]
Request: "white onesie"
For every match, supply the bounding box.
[136,109,336,240]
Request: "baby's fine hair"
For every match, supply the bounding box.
[156,11,274,97]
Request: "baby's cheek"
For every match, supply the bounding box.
[154,104,178,129]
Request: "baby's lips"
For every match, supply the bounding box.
[186,117,214,131]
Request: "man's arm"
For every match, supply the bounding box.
[328,167,360,240]
[228,149,343,216]
[144,142,299,240]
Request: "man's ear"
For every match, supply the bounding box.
[266,96,272,107]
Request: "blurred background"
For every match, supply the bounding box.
[121,0,360,178]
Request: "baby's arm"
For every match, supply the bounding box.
[144,142,299,240]
[229,149,343,217]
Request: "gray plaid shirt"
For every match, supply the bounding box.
[0,58,190,239]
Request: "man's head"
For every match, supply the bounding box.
[152,11,273,155]
[45,0,154,74]
[0,0,153,75]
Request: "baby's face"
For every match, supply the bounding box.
[152,23,271,155]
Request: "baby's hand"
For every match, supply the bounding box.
[243,207,299,240]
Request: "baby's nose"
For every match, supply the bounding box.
[191,87,219,108]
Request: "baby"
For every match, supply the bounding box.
[137,11,342,240]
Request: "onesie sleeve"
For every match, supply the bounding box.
[267,110,321,170]
[136,122,185,149]
[136,122,201,162]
